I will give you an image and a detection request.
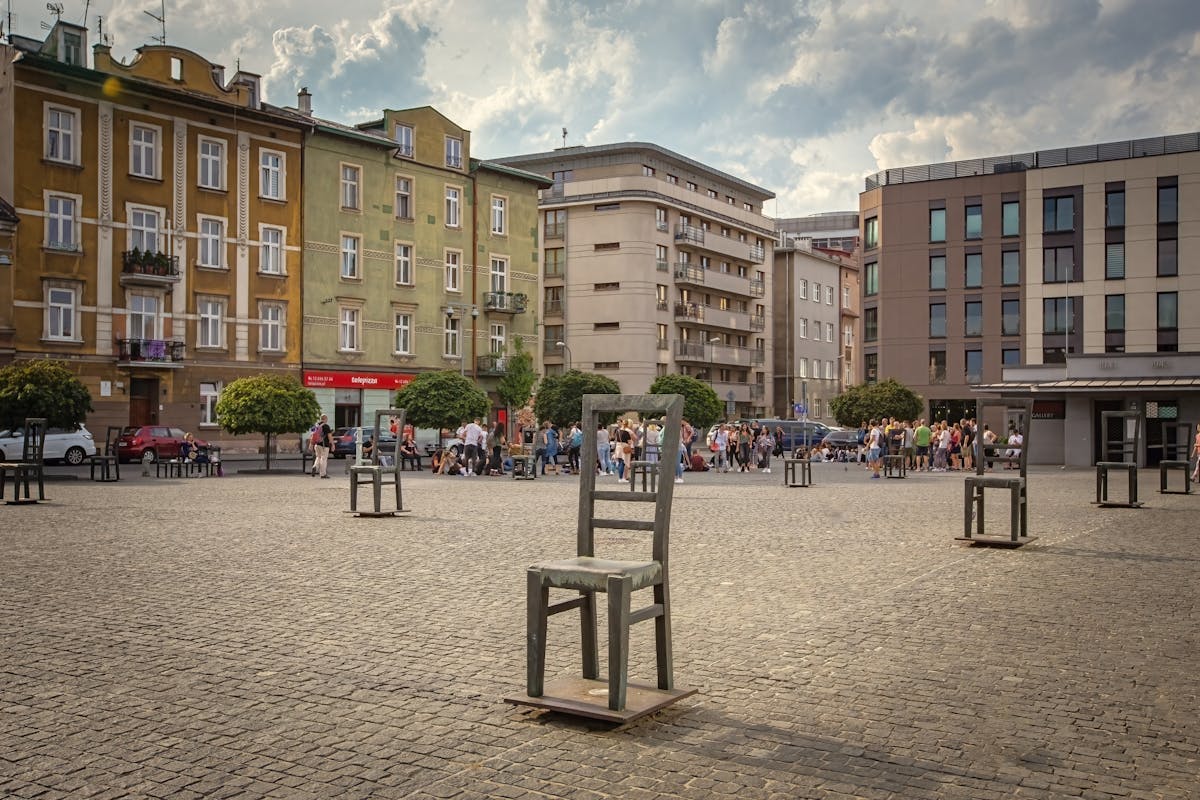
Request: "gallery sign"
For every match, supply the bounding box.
[1032,400,1065,420]
[303,370,415,390]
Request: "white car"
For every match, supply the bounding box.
[0,424,98,465]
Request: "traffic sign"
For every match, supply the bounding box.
[794,403,807,416]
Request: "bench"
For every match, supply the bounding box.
[782,457,811,488]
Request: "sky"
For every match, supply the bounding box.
[15,0,1200,217]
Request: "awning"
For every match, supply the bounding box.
[974,377,1200,394]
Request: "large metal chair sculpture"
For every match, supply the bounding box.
[1095,410,1142,508]
[508,394,695,723]
[0,418,48,505]
[1158,421,1192,495]
[348,409,408,517]
[89,426,122,482]
[958,399,1033,547]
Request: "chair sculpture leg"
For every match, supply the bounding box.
[1010,485,1021,542]
[349,472,359,512]
[1096,467,1105,504]
[607,574,633,711]
[580,591,599,681]
[963,482,974,538]
[654,582,673,691]
[526,569,548,697]
[372,474,383,514]
[1128,468,1138,506]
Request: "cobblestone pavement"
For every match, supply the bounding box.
[1,463,1197,799]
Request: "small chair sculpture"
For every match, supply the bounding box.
[88,425,121,482]
[1158,422,1192,495]
[1095,410,1142,508]
[958,400,1033,547]
[349,409,408,517]
[508,394,695,723]
[782,456,811,487]
[883,443,907,479]
[0,418,48,505]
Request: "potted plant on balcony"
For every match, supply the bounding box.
[512,292,528,311]
[126,247,142,273]
[153,251,171,276]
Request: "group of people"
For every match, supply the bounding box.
[857,417,1023,479]
[706,422,781,474]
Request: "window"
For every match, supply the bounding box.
[1002,299,1020,336]
[1002,201,1019,236]
[259,226,284,274]
[170,56,182,80]
[799,278,808,299]
[130,124,159,179]
[490,257,508,293]
[394,123,413,158]
[1002,349,1020,367]
[859,262,876,296]
[928,351,946,384]
[1043,195,1074,232]
[340,164,360,210]
[1043,297,1077,363]
[45,194,78,250]
[964,204,982,239]
[45,105,78,163]
[128,294,160,340]
[965,253,982,288]
[197,217,224,267]
[200,382,220,426]
[445,250,461,291]
[63,31,83,66]
[1042,246,1075,283]
[486,323,505,355]
[864,307,878,341]
[842,286,850,308]
[340,235,360,279]
[1158,292,1178,352]
[929,208,946,242]
[394,312,412,354]
[865,353,878,384]
[260,150,284,199]
[686,181,697,192]
[706,188,718,199]
[929,255,946,290]
[655,207,668,232]
[395,176,413,219]
[1105,295,1125,333]
[445,136,463,168]
[642,165,655,177]
[129,208,161,253]
[666,174,677,185]
[812,359,821,379]
[1158,239,1177,277]
[743,202,752,212]
[825,285,834,305]
[798,318,808,339]
[864,216,879,249]
[825,322,834,343]
[1106,190,1125,227]
[259,303,283,352]
[395,242,413,285]
[1105,243,1125,279]
[339,307,359,351]
[444,315,460,356]
[445,186,461,227]
[594,282,619,292]
[491,195,506,235]
[965,349,983,383]
[930,303,946,338]
[544,247,565,277]
[1002,250,1020,286]
[844,323,853,347]
[825,361,834,380]
[46,285,77,340]
[965,301,983,337]
[197,298,225,348]
[1158,184,1178,224]
[198,137,225,190]
[812,282,821,303]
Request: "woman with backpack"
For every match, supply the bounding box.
[312,414,332,479]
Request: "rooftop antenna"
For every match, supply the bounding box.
[40,2,62,29]
[561,127,567,148]
[81,0,88,26]
[143,0,165,45]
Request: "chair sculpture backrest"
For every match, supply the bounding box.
[1100,410,1140,464]
[105,426,123,457]
[368,408,405,468]
[577,394,683,566]
[974,399,1032,476]
[21,418,48,464]
[1162,422,1193,461]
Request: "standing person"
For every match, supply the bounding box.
[867,419,883,479]
[1191,423,1200,481]
[463,418,483,476]
[757,427,775,474]
[934,422,952,472]
[313,414,333,479]
[902,421,915,470]
[714,424,729,473]
[961,418,975,471]
[914,419,932,471]
[675,420,689,483]
[615,419,634,482]
[535,421,551,476]
[737,424,753,472]
[567,422,583,474]
[982,423,997,470]
[644,423,660,463]
[596,422,612,475]
[488,422,506,475]
[681,418,695,462]
[856,420,869,465]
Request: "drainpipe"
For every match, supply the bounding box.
[470,166,478,381]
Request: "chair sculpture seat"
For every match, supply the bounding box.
[958,400,1034,547]
[512,449,536,480]
[628,460,657,493]
[1158,422,1192,495]
[349,409,409,517]
[883,448,907,479]
[507,394,695,723]
[782,457,811,487]
[88,426,121,482]
[0,418,48,505]
[1094,410,1143,508]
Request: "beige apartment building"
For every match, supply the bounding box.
[494,143,776,418]
[860,133,1199,465]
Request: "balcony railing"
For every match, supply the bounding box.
[446,154,463,168]
[657,337,669,351]
[655,259,669,272]
[674,302,704,322]
[656,220,668,232]
[544,298,564,315]
[675,340,706,360]
[674,223,704,245]
[476,354,508,375]
[750,315,766,331]
[749,278,765,297]
[117,338,184,364]
[394,143,414,158]
[656,298,668,311]
[749,245,765,263]
[121,250,180,283]
[752,349,766,365]
[484,291,528,314]
[674,263,705,285]
[544,222,565,239]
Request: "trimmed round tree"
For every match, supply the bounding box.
[829,378,923,427]
[496,338,537,430]
[648,373,721,431]
[533,369,621,428]
[394,370,490,432]
[215,374,321,470]
[0,359,93,431]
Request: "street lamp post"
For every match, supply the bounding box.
[555,340,572,371]
[707,337,722,386]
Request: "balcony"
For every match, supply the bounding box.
[484,291,528,315]
[544,298,564,316]
[749,278,765,297]
[656,298,668,311]
[750,314,765,331]
[674,302,704,322]
[446,154,463,169]
[656,220,669,233]
[117,338,184,366]
[749,244,765,263]
[476,354,508,375]
[674,263,705,285]
[675,340,707,361]
[674,223,704,246]
[120,250,180,286]
[655,259,669,272]
[544,222,565,239]
[709,343,766,368]
[657,337,669,351]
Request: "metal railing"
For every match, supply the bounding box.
[655,259,669,272]
[674,223,704,245]
[750,384,764,400]
[751,349,765,365]
[477,354,508,375]
[544,262,565,278]
[656,298,668,311]
[117,338,184,363]
[544,298,564,315]
[748,245,765,263]
[675,341,706,359]
[749,278,765,297]
[750,315,765,332]
[543,340,564,356]
[674,302,704,322]
[484,291,528,314]
[544,222,565,239]
[657,337,669,351]
[656,220,668,232]
[674,263,705,284]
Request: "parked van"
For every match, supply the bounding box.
[750,419,833,453]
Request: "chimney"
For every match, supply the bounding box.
[297,87,312,116]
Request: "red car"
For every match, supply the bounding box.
[117,426,208,463]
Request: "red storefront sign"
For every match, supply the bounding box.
[303,370,415,390]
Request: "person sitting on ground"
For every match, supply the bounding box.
[440,449,463,476]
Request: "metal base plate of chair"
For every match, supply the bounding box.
[506,394,696,724]
[957,400,1035,547]
[348,409,410,517]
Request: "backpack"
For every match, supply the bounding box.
[310,425,324,448]
[570,429,583,448]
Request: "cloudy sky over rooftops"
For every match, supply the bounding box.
[26,0,1200,216]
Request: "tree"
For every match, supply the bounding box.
[496,337,537,422]
[648,374,722,431]
[0,359,93,431]
[829,378,923,427]
[215,374,321,470]
[394,370,490,432]
[533,370,620,428]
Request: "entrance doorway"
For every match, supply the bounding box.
[1144,399,1180,467]
[129,377,159,426]
[334,388,361,429]
[1092,398,1124,464]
